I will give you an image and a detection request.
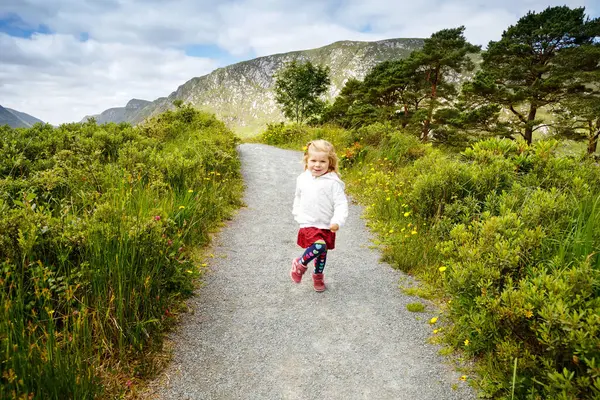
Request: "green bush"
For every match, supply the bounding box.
[409,153,474,219]
[0,106,243,399]
[259,122,305,145]
[381,131,429,166]
[347,122,395,147]
[432,140,600,399]
[333,135,600,399]
[258,122,350,150]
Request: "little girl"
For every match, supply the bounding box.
[291,139,348,292]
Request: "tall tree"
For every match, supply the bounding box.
[274,60,331,124]
[362,59,429,128]
[555,91,600,155]
[321,78,378,129]
[413,26,480,142]
[553,42,600,155]
[321,27,478,137]
[467,6,599,144]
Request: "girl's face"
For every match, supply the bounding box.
[307,150,330,177]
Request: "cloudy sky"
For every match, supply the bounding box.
[1,0,598,125]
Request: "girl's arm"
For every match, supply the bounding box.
[292,177,302,222]
[330,182,348,229]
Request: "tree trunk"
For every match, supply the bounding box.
[524,104,537,144]
[402,103,409,128]
[421,66,439,143]
[588,126,599,155]
[588,136,598,155]
[421,119,431,142]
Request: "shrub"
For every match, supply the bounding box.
[259,122,305,145]
[347,122,395,147]
[0,107,243,398]
[339,135,600,399]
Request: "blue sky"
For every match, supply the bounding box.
[0,0,597,124]
[0,13,52,38]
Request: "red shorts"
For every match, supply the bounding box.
[297,227,336,250]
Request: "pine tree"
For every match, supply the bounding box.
[468,6,599,144]
[413,27,480,142]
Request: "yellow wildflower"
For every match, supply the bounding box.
[439,266,447,272]
[429,317,438,324]
[188,189,194,193]
[411,230,417,235]
[524,310,534,318]
[179,206,185,209]
[403,211,411,217]
[460,375,467,381]
[464,339,470,346]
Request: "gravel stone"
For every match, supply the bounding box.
[149,143,476,400]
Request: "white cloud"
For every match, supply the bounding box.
[214,5,378,56]
[0,33,216,124]
[0,0,597,124]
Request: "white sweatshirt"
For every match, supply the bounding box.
[292,170,349,229]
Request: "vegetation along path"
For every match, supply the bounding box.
[149,144,474,399]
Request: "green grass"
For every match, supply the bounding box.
[0,107,244,399]
[400,286,435,300]
[406,303,426,312]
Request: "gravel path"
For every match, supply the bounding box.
[149,144,475,400]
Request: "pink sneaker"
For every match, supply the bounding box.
[290,258,307,283]
[312,273,326,292]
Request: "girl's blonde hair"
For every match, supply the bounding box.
[303,139,339,174]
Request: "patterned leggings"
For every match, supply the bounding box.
[298,240,327,274]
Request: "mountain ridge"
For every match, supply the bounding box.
[81,98,152,124]
[86,38,426,136]
[0,105,45,128]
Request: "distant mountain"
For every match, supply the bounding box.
[81,99,152,124]
[5,108,44,126]
[89,38,425,136]
[0,105,46,128]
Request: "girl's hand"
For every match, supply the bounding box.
[330,223,339,232]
